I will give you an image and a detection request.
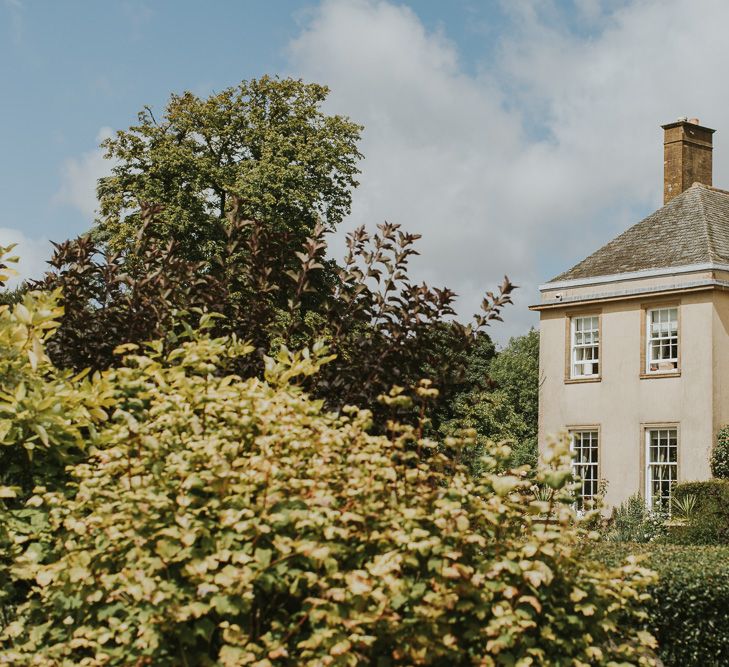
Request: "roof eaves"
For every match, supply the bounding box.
[540,261,729,291]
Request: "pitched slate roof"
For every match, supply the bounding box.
[550,183,729,283]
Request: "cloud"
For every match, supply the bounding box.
[289,0,530,341]
[54,127,115,220]
[288,0,729,342]
[0,228,52,289]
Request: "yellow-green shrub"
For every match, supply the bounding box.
[0,249,652,667]
[0,269,657,665]
[0,249,113,627]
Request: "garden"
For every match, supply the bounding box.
[0,76,727,665]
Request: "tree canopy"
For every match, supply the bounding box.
[441,330,540,470]
[94,76,363,261]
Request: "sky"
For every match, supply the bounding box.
[4,0,729,343]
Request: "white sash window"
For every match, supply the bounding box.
[571,316,599,378]
[570,430,599,509]
[645,428,678,509]
[646,307,678,373]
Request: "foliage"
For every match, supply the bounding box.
[594,543,729,667]
[0,285,27,307]
[0,248,113,632]
[38,210,514,432]
[0,253,110,492]
[670,492,697,520]
[489,329,540,432]
[33,205,220,371]
[604,494,667,543]
[0,288,657,665]
[439,330,539,471]
[94,76,363,262]
[37,74,519,437]
[665,480,729,545]
[711,425,729,478]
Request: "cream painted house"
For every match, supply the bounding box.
[532,118,729,510]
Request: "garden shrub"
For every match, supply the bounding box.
[711,425,729,478]
[665,480,729,545]
[594,543,729,666]
[604,493,667,543]
[0,247,137,630]
[0,249,113,629]
[0,292,659,665]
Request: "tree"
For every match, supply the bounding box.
[441,330,540,470]
[37,210,514,430]
[489,329,540,433]
[39,75,515,429]
[94,76,363,262]
[35,206,220,371]
[711,426,729,478]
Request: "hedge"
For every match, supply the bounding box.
[594,543,729,666]
[668,480,729,545]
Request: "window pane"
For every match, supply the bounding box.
[572,316,599,378]
[646,428,678,509]
[647,308,678,372]
[571,430,599,509]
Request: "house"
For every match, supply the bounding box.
[532,117,729,510]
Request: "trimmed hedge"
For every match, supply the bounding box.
[594,543,729,666]
[668,480,729,545]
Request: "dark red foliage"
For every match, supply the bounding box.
[36,199,514,423]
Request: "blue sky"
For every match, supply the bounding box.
[2,0,512,241]
[4,0,729,339]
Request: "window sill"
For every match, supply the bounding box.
[564,376,602,384]
[640,371,681,380]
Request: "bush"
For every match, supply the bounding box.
[0,292,659,665]
[594,543,729,666]
[666,480,729,545]
[711,426,729,478]
[604,494,667,543]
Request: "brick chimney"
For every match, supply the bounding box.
[662,117,715,204]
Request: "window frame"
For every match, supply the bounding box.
[642,424,679,510]
[569,427,601,510]
[641,303,681,378]
[566,313,601,382]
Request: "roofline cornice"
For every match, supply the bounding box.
[530,279,729,311]
[539,262,729,292]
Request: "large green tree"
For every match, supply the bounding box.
[441,329,540,469]
[38,75,516,432]
[95,76,363,260]
[489,328,540,433]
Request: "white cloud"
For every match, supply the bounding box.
[0,228,51,289]
[289,0,530,341]
[288,0,729,342]
[54,127,115,220]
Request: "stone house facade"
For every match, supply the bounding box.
[532,118,729,509]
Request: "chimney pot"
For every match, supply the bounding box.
[661,118,715,204]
